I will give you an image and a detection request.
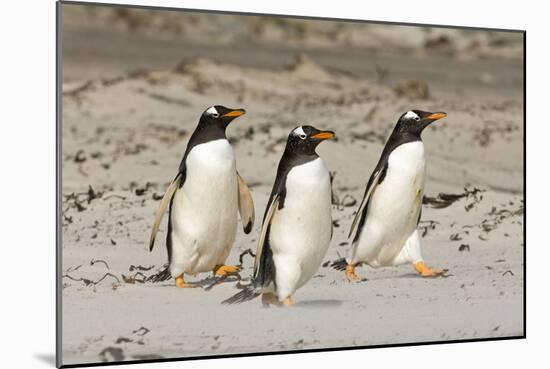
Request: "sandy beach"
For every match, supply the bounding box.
[59,5,524,366]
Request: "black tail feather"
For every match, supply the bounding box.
[331,257,348,271]
[222,286,260,305]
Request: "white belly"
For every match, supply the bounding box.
[170,139,238,275]
[269,158,332,299]
[354,141,426,267]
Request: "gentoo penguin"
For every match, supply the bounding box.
[334,110,447,281]
[223,125,335,306]
[149,105,255,288]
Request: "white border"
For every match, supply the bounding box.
[2,1,545,368]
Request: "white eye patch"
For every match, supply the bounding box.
[292,126,305,136]
[205,106,219,116]
[292,126,307,139]
[404,111,419,120]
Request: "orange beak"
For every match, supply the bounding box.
[222,109,246,118]
[425,112,447,121]
[311,131,336,140]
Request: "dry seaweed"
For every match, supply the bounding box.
[63,185,105,213]
[115,337,132,344]
[450,231,469,241]
[237,248,256,267]
[63,272,121,286]
[74,150,87,163]
[103,194,127,201]
[122,272,147,284]
[86,185,103,203]
[459,244,470,252]
[129,264,155,272]
[132,326,150,336]
[462,202,523,235]
[65,264,82,273]
[423,187,484,209]
[90,259,110,269]
[419,220,439,238]
[99,347,125,362]
[135,182,155,196]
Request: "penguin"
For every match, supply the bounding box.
[223,125,335,306]
[334,110,447,281]
[149,105,255,288]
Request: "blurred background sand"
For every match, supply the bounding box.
[60,3,524,366]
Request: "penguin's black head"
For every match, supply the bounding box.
[394,110,447,136]
[199,105,246,130]
[285,125,335,156]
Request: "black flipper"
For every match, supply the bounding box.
[166,197,174,264]
[417,207,422,226]
[348,162,387,242]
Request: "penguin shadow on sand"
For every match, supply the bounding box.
[292,299,344,308]
[396,269,451,280]
[147,267,242,289]
[346,269,451,282]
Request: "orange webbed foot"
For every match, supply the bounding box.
[175,274,199,288]
[346,264,364,282]
[414,262,447,277]
[213,264,241,277]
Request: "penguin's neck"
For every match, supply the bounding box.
[190,124,227,147]
[282,148,318,169]
[385,130,422,154]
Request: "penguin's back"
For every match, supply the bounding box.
[355,141,426,266]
